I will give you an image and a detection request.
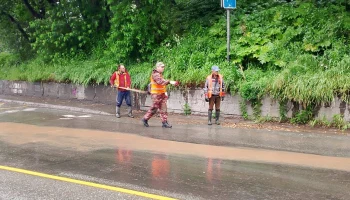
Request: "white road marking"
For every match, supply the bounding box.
[61,114,92,119]
[78,115,91,118]
[4,110,20,113]
[62,115,76,118]
[23,108,37,112]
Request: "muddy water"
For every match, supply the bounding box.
[1,122,350,172]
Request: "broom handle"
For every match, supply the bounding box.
[116,86,148,94]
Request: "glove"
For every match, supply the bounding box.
[170,80,179,86]
[221,97,224,101]
[205,94,209,102]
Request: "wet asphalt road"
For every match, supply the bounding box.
[1,170,146,200]
[0,102,350,200]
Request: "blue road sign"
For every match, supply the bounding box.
[223,0,236,9]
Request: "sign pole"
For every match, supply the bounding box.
[222,0,236,62]
[227,9,230,62]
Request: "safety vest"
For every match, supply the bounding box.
[150,74,166,94]
[207,74,223,98]
[114,72,128,88]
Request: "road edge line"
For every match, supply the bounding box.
[0,165,177,200]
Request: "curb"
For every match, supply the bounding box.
[0,99,113,116]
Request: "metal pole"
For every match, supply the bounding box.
[227,9,230,62]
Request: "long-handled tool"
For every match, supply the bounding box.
[114,86,148,94]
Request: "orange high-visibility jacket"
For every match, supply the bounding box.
[205,74,224,98]
[150,74,167,94]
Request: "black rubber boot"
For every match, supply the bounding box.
[162,121,172,128]
[142,118,149,127]
[215,110,220,125]
[208,110,212,125]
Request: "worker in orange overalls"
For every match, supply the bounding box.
[204,66,225,125]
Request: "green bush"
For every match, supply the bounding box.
[183,103,192,116]
[331,114,347,130]
[290,106,313,124]
[0,52,19,68]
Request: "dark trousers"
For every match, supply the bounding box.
[117,91,132,107]
[209,95,221,110]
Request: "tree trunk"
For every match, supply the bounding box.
[46,0,58,6]
[1,11,30,42]
[22,0,44,19]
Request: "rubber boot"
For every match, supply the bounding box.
[162,121,172,128]
[215,110,220,125]
[116,106,121,118]
[208,110,212,125]
[142,118,149,127]
[127,106,134,118]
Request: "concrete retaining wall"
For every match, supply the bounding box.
[1,80,349,121]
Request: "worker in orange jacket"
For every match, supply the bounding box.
[142,62,179,128]
[110,64,133,118]
[204,66,225,125]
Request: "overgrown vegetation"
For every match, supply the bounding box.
[0,0,349,128]
[290,105,314,125]
[310,114,350,131]
[239,100,249,120]
[278,100,288,122]
[331,114,350,130]
[183,103,192,116]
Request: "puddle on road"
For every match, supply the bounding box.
[1,140,349,200]
[1,122,350,172]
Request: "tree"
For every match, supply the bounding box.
[29,0,110,60]
[107,0,179,61]
[0,0,33,56]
